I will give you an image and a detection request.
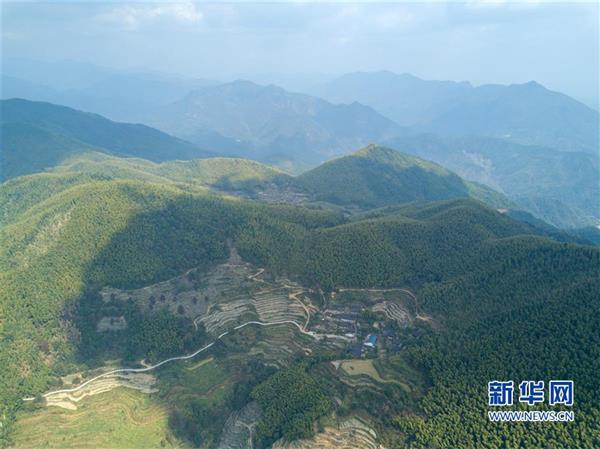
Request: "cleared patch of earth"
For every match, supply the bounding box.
[336,359,411,392]
[217,402,261,449]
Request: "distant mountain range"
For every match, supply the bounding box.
[2,62,598,229]
[1,73,217,123]
[1,58,217,122]
[142,80,406,167]
[384,134,600,228]
[0,99,211,180]
[2,98,597,230]
[311,71,472,126]
[4,61,597,155]
[312,71,599,153]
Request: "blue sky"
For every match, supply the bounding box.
[1,1,598,106]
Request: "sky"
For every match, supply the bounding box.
[1,1,599,106]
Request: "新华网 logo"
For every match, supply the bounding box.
[487,380,574,422]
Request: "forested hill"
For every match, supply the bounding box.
[1,148,513,223]
[0,166,598,447]
[3,148,586,247]
[0,98,211,180]
[298,144,510,208]
[0,152,302,226]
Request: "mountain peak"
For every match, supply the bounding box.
[352,144,426,167]
[509,80,545,91]
[297,144,508,209]
[354,143,397,158]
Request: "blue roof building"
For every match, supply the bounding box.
[363,334,378,348]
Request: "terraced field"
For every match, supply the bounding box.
[371,301,411,326]
[11,388,182,449]
[13,251,415,449]
[45,372,158,410]
[248,324,314,368]
[332,288,419,329]
[271,417,384,449]
[13,359,232,449]
[99,247,256,323]
[99,245,311,339]
[197,283,308,337]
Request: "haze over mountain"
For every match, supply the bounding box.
[313,71,599,153]
[3,70,599,230]
[1,58,217,122]
[0,99,211,180]
[311,71,472,126]
[2,94,597,229]
[143,80,405,168]
[384,134,600,229]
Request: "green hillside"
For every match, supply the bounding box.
[397,236,599,448]
[299,145,510,209]
[0,151,302,227]
[0,177,340,444]
[0,170,105,226]
[1,154,598,448]
[0,99,211,181]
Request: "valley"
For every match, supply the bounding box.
[13,248,428,449]
[1,26,599,448]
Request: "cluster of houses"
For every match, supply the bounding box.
[381,327,403,355]
[318,303,363,339]
[347,333,378,358]
[314,301,407,359]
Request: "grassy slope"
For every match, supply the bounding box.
[10,358,232,449]
[11,389,182,449]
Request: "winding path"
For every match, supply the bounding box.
[26,269,356,402]
[25,319,316,401]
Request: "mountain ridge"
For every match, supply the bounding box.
[0,98,212,180]
[313,71,599,153]
[143,79,406,167]
[298,144,510,209]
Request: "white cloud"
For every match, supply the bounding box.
[98,2,203,30]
